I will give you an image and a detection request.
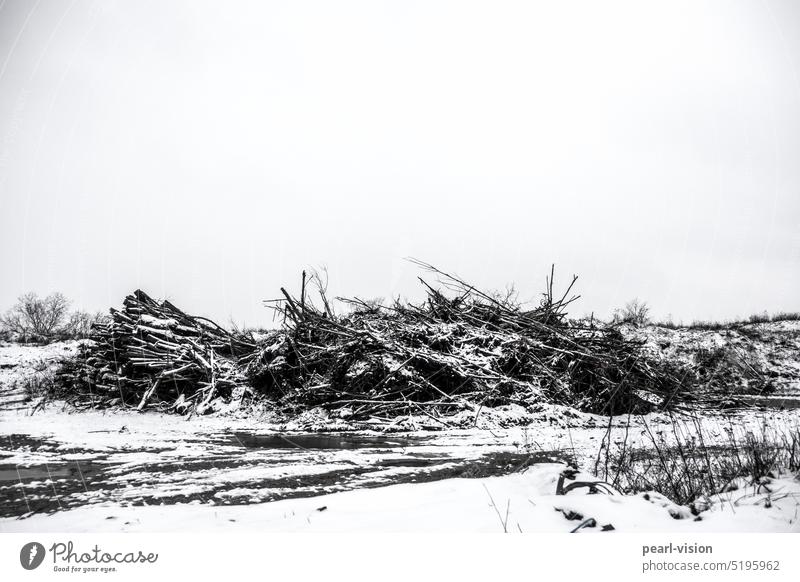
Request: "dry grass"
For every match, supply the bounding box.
[597,415,800,506]
[19,370,56,401]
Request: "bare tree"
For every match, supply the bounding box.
[62,310,107,338]
[612,298,651,325]
[1,292,71,338]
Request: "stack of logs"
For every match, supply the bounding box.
[66,290,255,413]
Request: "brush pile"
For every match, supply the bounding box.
[60,264,690,419]
[63,290,255,412]
[242,263,688,419]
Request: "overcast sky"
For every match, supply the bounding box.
[0,0,798,325]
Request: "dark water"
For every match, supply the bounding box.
[228,432,431,450]
[0,461,102,483]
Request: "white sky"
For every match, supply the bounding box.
[0,0,798,325]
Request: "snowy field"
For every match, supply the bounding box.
[1,340,799,533]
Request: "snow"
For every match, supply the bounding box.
[626,321,800,399]
[2,463,798,533]
[0,340,84,410]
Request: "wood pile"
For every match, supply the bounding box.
[65,290,255,413]
[242,263,688,419]
[60,264,690,419]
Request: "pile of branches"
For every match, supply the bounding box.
[63,290,255,412]
[57,263,690,419]
[243,262,688,419]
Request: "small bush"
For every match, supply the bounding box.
[693,344,768,392]
[24,371,56,400]
[748,312,771,324]
[1,292,70,340]
[59,310,108,339]
[0,293,106,342]
[612,298,650,325]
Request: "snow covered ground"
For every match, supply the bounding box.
[0,340,83,411]
[3,462,799,533]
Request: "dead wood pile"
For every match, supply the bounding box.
[61,264,689,418]
[242,263,687,418]
[64,290,255,412]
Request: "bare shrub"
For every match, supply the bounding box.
[748,312,771,324]
[693,344,768,393]
[1,292,71,340]
[20,370,56,401]
[61,310,107,339]
[0,293,107,341]
[612,298,650,325]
